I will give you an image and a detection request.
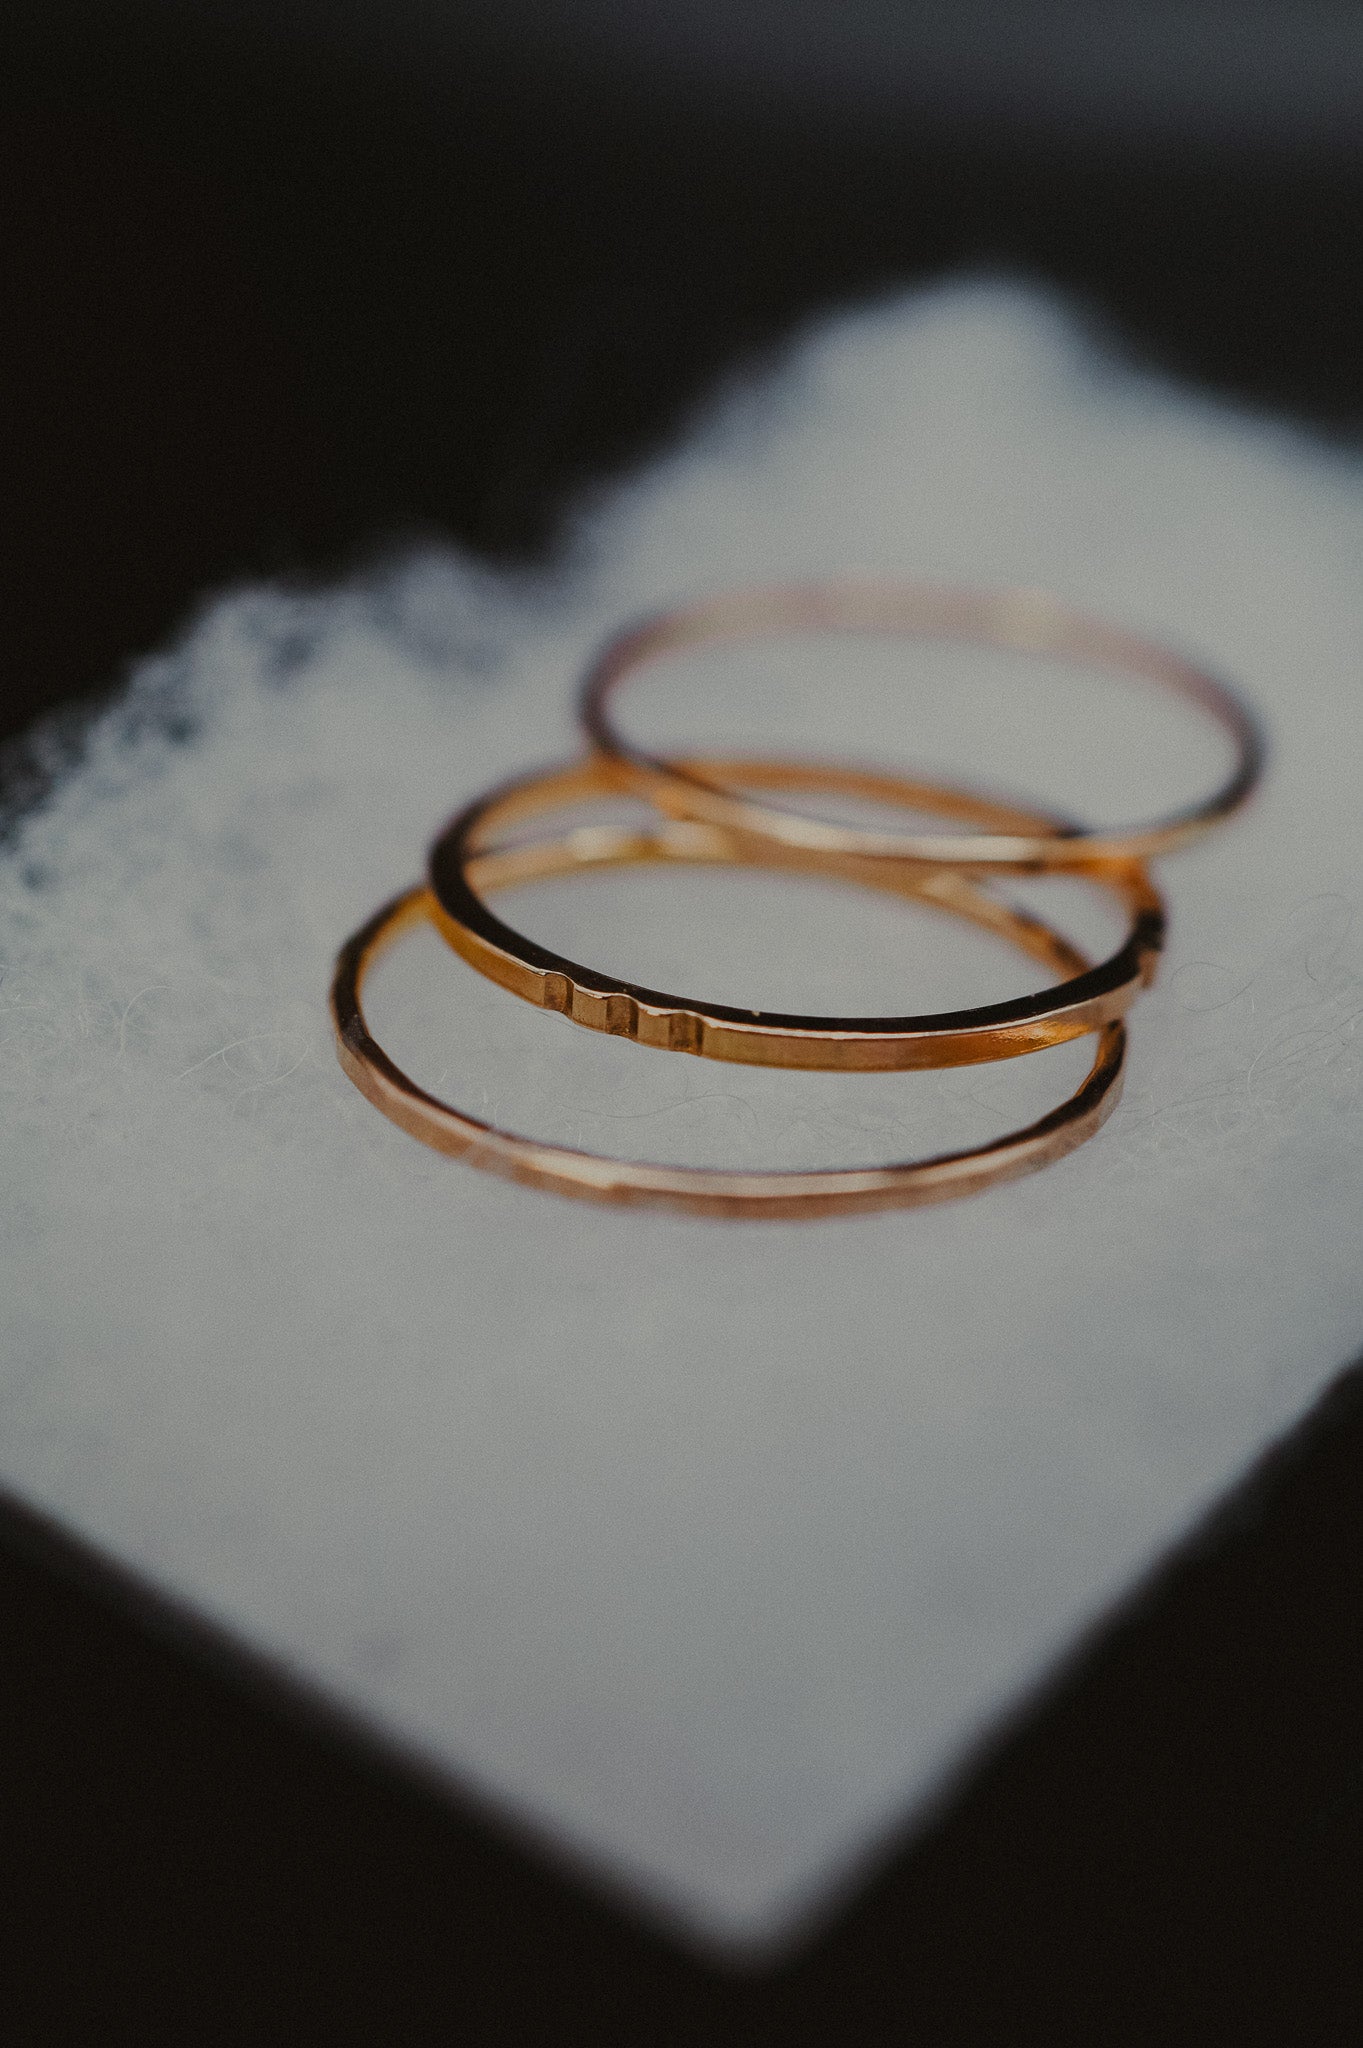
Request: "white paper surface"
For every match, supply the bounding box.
[4,281,1362,1951]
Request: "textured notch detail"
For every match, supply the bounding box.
[669,1010,705,1055]
[603,992,638,1036]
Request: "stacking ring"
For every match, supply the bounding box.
[334,846,1127,1220]
[333,578,1261,1216]
[579,578,1265,870]
[427,754,1165,1071]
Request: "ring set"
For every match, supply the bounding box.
[332,578,1264,1218]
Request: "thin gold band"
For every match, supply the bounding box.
[578,577,1265,870]
[427,754,1165,1072]
[333,840,1128,1218]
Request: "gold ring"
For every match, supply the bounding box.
[333,865,1128,1219]
[426,754,1165,1071]
[578,577,1265,870]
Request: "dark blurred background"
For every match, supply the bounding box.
[5,1,1363,743]
[2,4,1362,2039]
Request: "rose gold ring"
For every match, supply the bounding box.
[334,836,1128,1219]
[426,753,1164,1071]
[578,577,1265,870]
